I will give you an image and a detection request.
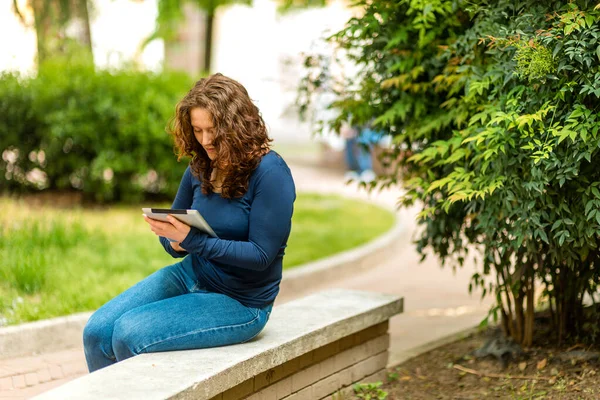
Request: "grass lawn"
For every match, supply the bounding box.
[0,193,394,325]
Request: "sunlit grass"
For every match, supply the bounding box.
[0,194,394,325]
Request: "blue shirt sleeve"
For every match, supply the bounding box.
[179,165,295,271]
[159,166,192,258]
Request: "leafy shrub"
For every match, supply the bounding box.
[0,58,194,202]
[301,0,600,345]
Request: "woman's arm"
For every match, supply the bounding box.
[179,165,295,271]
[159,166,193,258]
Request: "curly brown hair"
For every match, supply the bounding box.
[168,73,272,198]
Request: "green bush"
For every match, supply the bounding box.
[302,0,600,345]
[0,58,194,202]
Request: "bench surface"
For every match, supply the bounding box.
[33,289,403,400]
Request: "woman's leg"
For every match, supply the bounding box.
[356,143,373,175]
[83,259,198,372]
[111,291,272,361]
[344,137,360,172]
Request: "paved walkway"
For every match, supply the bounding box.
[0,162,491,399]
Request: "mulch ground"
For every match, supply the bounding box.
[377,328,600,400]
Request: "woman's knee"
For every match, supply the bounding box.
[112,311,145,360]
[83,311,109,348]
[82,311,118,365]
[83,311,120,372]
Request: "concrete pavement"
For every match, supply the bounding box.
[0,161,492,399]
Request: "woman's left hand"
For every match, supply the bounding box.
[143,215,191,243]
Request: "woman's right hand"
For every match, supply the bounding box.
[170,241,185,252]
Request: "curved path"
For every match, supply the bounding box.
[0,162,492,399]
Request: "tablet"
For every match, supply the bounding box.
[142,208,218,238]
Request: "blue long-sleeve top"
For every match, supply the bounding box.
[159,151,296,308]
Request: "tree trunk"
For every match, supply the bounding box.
[514,283,524,344]
[496,271,511,336]
[76,0,93,50]
[502,278,517,338]
[30,0,58,64]
[203,11,214,72]
[500,306,510,336]
[557,267,566,344]
[71,0,94,65]
[523,274,534,347]
[27,0,94,67]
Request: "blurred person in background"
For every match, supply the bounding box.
[341,119,380,183]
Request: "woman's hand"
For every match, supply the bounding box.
[143,215,191,244]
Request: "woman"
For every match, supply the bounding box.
[83,73,296,372]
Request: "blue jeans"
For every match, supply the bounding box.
[83,257,273,372]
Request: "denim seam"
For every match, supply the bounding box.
[135,312,262,354]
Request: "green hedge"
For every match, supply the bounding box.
[0,59,194,202]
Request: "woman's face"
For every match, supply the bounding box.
[190,108,217,160]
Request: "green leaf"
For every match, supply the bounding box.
[448,192,469,202]
[570,130,577,141]
[537,229,549,243]
[551,220,562,231]
[570,109,584,119]
[592,187,600,199]
[585,200,594,215]
[586,14,596,29]
[558,129,576,143]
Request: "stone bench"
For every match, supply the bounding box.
[33,289,403,400]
